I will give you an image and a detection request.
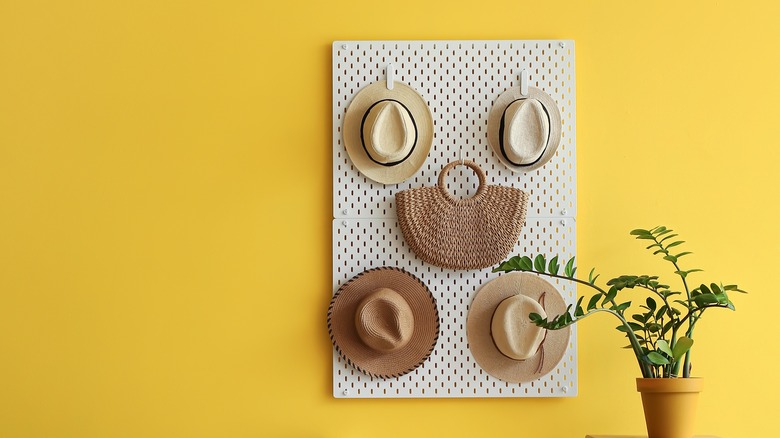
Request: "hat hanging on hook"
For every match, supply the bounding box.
[487,70,562,172]
[342,63,433,184]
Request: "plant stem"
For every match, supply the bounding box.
[577,308,653,377]
[682,313,701,377]
[651,231,695,378]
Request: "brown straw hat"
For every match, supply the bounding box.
[467,272,570,383]
[343,81,433,184]
[328,267,440,378]
[487,86,562,172]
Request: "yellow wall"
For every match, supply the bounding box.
[1,0,777,436]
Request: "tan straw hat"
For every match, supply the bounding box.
[467,272,570,383]
[487,86,562,172]
[343,81,433,184]
[328,267,440,378]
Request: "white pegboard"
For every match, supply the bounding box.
[331,40,577,398]
[332,218,578,398]
[333,40,576,219]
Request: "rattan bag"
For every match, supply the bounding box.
[395,160,529,270]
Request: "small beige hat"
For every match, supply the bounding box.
[343,81,433,184]
[328,267,439,378]
[467,272,570,383]
[487,86,562,172]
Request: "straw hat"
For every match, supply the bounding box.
[467,272,570,383]
[343,81,433,184]
[328,267,440,378]
[487,86,562,172]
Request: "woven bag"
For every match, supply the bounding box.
[395,160,529,270]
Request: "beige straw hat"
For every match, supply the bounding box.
[343,81,433,184]
[487,86,562,172]
[328,267,440,378]
[467,272,570,383]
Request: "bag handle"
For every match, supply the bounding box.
[437,160,487,202]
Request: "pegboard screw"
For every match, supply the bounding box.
[560,219,566,226]
[342,389,350,396]
[341,44,348,50]
[341,209,348,215]
[560,209,568,216]
[561,386,569,393]
[559,42,565,48]
[341,220,348,226]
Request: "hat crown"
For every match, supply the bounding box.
[362,100,415,163]
[491,294,547,360]
[503,98,549,164]
[355,287,415,352]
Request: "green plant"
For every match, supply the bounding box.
[493,226,746,378]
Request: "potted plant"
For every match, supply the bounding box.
[493,226,746,438]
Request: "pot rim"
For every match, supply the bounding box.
[636,377,703,393]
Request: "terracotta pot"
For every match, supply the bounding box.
[636,378,702,438]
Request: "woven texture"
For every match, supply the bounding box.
[467,272,571,383]
[328,267,440,379]
[395,160,529,270]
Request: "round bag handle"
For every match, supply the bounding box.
[437,160,487,202]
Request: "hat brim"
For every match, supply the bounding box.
[487,87,562,172]
[343,82,433,184]
[467,272,570,383]
[328,267,440,378]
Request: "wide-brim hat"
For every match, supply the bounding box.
[467,272,570,383]
[343,81,433,184]
[328,267,440,378]
[487,86,562,172]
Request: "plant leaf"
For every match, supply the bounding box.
[672,336,694,361]
[723,284,748,294]
[666,241,685,249]
[602,286,618,306]
[564,257,575,278]
[587,294,601,311]
[628,322,644,331]
[519,256,533,271]
[574,296,585,317]
[656,340,674,358]
[645,351,671,365]
[613,301,631,312]
[659,234,679,243]
[534,255,546,273]
[548,255,560,275]
[646,297,657,311]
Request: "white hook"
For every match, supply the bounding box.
[459,147,464,165]
[386,64,395,90]
[519,69,528,96]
